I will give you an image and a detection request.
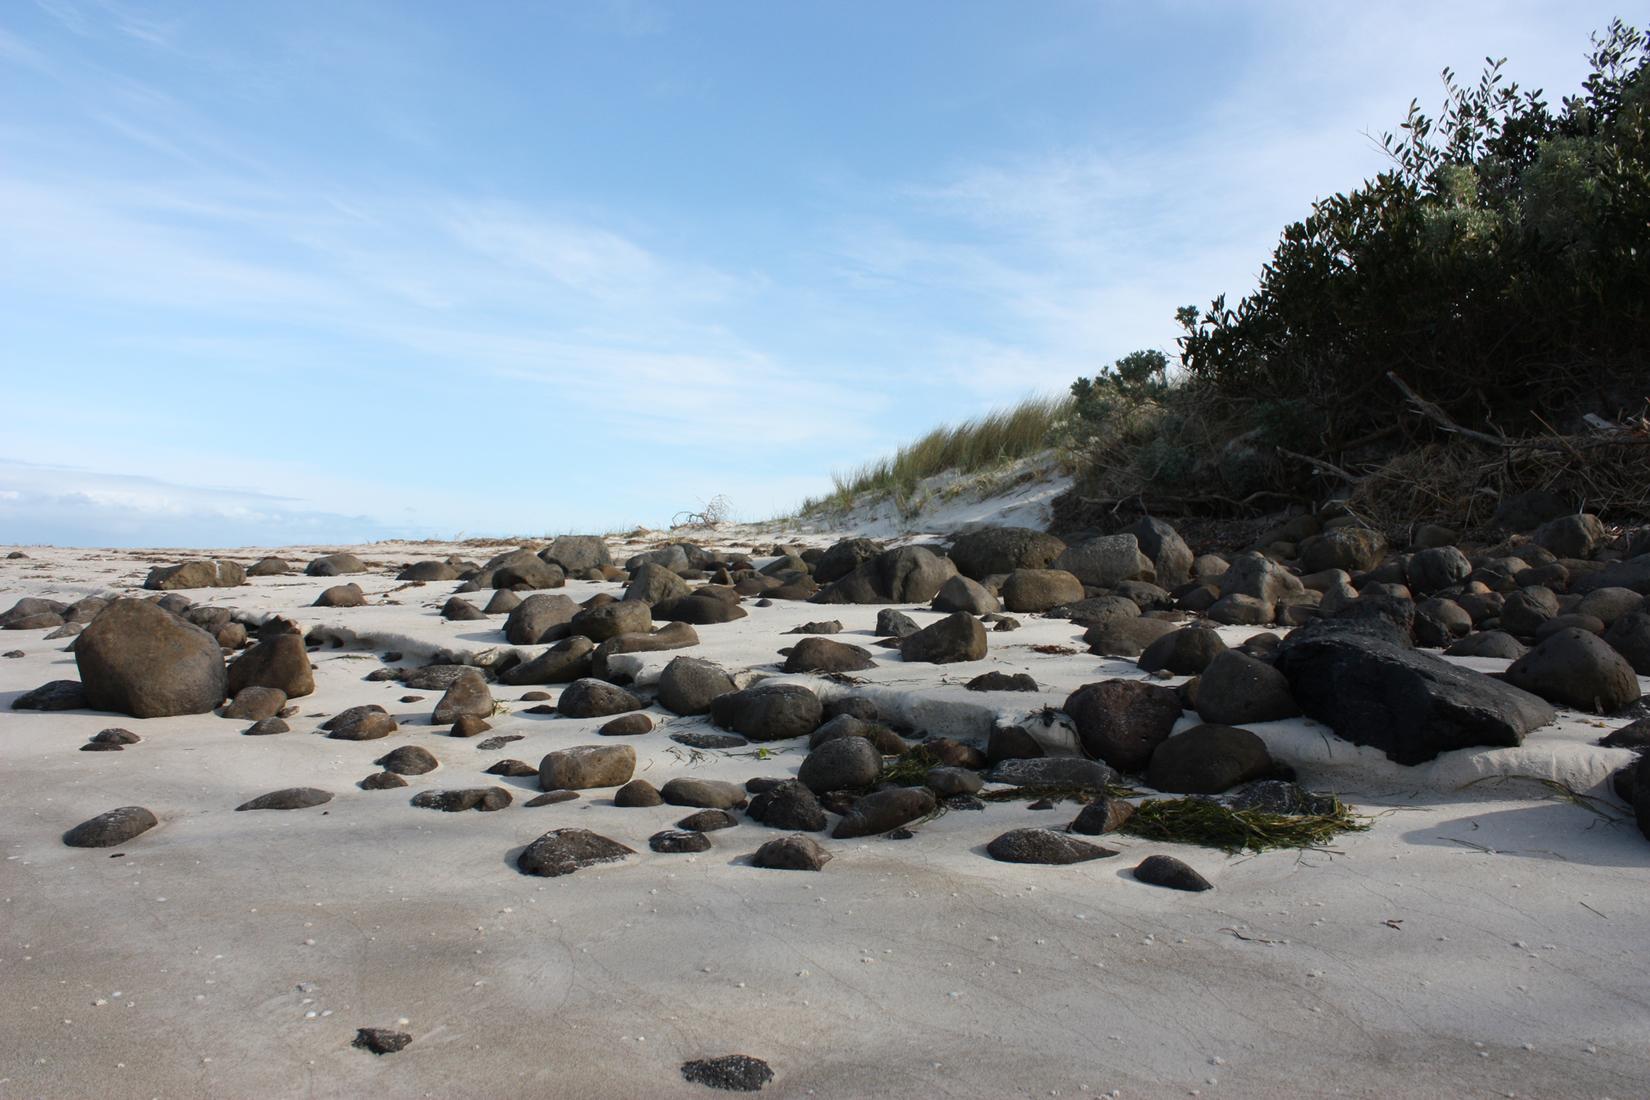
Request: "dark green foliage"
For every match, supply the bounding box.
[1178,20,1650,448]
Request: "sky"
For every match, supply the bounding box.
[0,0,1629,547]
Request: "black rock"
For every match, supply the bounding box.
[353,1028,412,1055]
[476,734,525,750]
[485,758,538,777]
[516,828,634,876]
[1133,854,1213,891]
[1063,679,1184,772]
[651,829,713,853]
[1504,628,1641,714]
[63,805,158,847]
[681,1054,775,1092]
[986,827,1117,864]
[746,780,828,831]
[525,790,579,806]
[1192,649,1301,725]
[751,834,831,871]
[986,756,1115,790]
[832,787,935,838]
[965,671,1039,692]
[899,611,987,664]
[798,736,882,792]
[12,679,88,711]
[874,609,920,638]
[710,683,823,742]
[1138,626,1227,675]
[410,787,512,812]
[556,677,643,719]
[1068,796,1135,835]
[92,727,140,745]
[1145,725,1273,795]
[671,730,749,750]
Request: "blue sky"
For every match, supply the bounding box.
[0,1,1626,546]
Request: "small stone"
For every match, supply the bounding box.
[986,828,1117,864]
[599,713,654,736]
[1133,854,1213,891]
[476,735,525,750]
[516,827,634,876]
[63,806,158,848]
[243,718,289,736]
[410,787,512,812]
[524,790,579,806]
[677,808,739,832]
[374,745,439,776]
[614,779,664,807]
[680,1054,775,1092]
[485,758,538,777]
[359,771,408,790]
[751,835,831,871]
[651,829,713,853]
[451,715,492,737]
[91,728,140,745]
[236,788,332,811]
[352,1028,412,1055]
[671,731,748,750]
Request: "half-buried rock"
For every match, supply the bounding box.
[374,745,439,775]
[751,834,831,870]
[832,787,935,838]
[1144,724,1273,794]
[236,788,333,811]
[1133,854,1213,891]
[226,629,314,698]
[516,828,634,876]
[1502,627,1641,715]
[986,828,1117,864]
[324,705,398,740]
[900,611,987,664]
[556,678,643,718]
[63,805,158,847]
[711,683,823,742]
[75,598,227,719]
[781,636,875,674]
[432,669,493,724]
[657,656,736,716]
[411,787,511,812]
[1062,679,1184,773]
[539,744,636,791]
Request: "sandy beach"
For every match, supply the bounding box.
[2,533,1647,1100]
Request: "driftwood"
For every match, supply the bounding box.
[1387,372,1649,451]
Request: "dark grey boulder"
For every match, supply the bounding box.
[313,583,366,608]
[660,777,746,809]
[400,560,459,582]
[1405,546,1472,596]
[63,806,158,847]
[505,593,579,644]
[948,526,1066,580]
[1299,528,1386,573]
[236,787,333,811]
[624,562,690,606]
[1000,569,1084,614]
[875,609,920,638]
[751,834,831,870]
[1068,796,1135,835]
[1193,649,1300,725]
[1137,626,1227,676]
[247,556,289,577]
[599,712,652,736]
[12,680,89,711]
[1603,612,1650,675]
[1145,724,1273,794]
[1084,615,1179,658]
[306,553,367,577]
[1133,854,1212,891]
[676,808,739,832]
[798,736,882,792]
[556,678,643,718]
[543,535,612,573]
[900,611,987,664]
[832,786,935,838]
[746,780,828,831]
[814,538,882,584]
[986,828,1116,864]
[432,669,493,724]
[1503,628,1641,714]
[782,636,875,674]
[374,745,439,775]
[812,546,956,605]
[933,574,1002,614]
[1063,679,1184,772]
[657,656,736,715]
[614,779,665,807]
[1275,622,1556,764]
[221,685,287,721]
[75,599,226,718]
[143,559,246,591]
[499,637,595,685]
[411,786,512,811]
[650,829,713,853]
[1125,517,1194,588]
[987,756,1115,789]
[517,828,633,876]
[324,704,398,740]
[227,632,314,699]
[965,671,1039,692]
[711,683,823,742]
[1054,534,1153,587]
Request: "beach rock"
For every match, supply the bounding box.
[571,599,653,643]
[1573,555,1650,596]
[324,704,399,740]
[226,633,314,699]
[785,620,844,636]
[658,656,736,716]
[875,609,919,638]
[1054,534,1153,587]
[314,583,366,608]
[247,556,289,577]
[75,599,227,718]
[499,636,595,685]
[411,786,512,812]
[651,829,712,853]
[374,745,439,775]
[711,684,823,742]
[680,1054,775,1092]
[555,678,642,718]
[1125,517,1194,588]
[1145,725,1273,794]
[1300,528,1386,573]
[1062,679,1184,772]
[63,806,158,848]
[949,526,1066,580]
[1503,628,1641,714]
[1405,546,1472,596]
[624,562,690,605]
[932,574,1001,615]
[676,808,739,832]
[782,636,876,674]
[543,535,612,573]
[599,713,652,736]
[1137,625,1227,675]
[516,828,633,876]
[221,685,286,721]
[833,787,935,838]
[539,744,636,790]
[432,669,493,724]
[751,834,832,870]
[614,779,665,807]
[307,553,367,577]
[1575,588,1645,627]
[590,621,700,678]
[143,559,245,591]
[493,554,565,590]
[812,546,956,604]
[661,777,747,809]
[1535,513,1606,559]
[483,588,523,614]
[1500,587,1560,636]
[91,727,140,745]
[924,766,984,797]
[1193,650,1300,725]
[900,611,987,664]
[1217,552,1304,604]
[353,1028,412,1056]
[1133,854,1213,891]
[965,671,1039,692]
[451,714,491,737]
[359,771,407,790]
[986,828,1116,864]
[1000,569,1084,614]
[12,679,87,711]
[485,758,538,777]
[526,790,579,806]
[746,780,828,831]
[1604,612,1650,674]
[1275,622,1556,763]
[244,717,288,736]
[814,538,882,584]
[1230,780,1338,815]
[1068,796,1135,835]
[400,560,459,581]
[672,730,748,750]
[236,787,333,811]
[505,593,580,644]
[987,756,1115,789]
[1084,615,1179,658]
[798,737,882,792]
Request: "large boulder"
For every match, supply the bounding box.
[1053,535,1154,587]
[1192,649,1300,725]
[1137,626,1227,675]
[1124,517,1194,588]
[798,736,882,792]
[625,562,692,605]
[1145,724,1274,794]
[947,526,1066,580]
[306,553,367,577]
[431,669,493,724]
[710,684,823,742]
[556,678,643,718]
[813,538,882,584]
[542,535,612,573]
[63,806,159,848]
[1062,679,1184,772]
[75,599,226,718]
[517,828,634,877]
[1217,552,1304,604]
[1534,513,1607,560]
[570,600,653,642]
[505,594,579,645]
[499,636,595,685]
[812,546,956,605]
[900,612,987,664]
[226,631,314,699]
[539,744,636,790]
[1604,612,1650,675]
[657,656,736,716]
[143,560,245,591]
[932,575,1001,615]
[1000,569,1084,614]
[832,787,935,838]
[1275,620,1556,764]
[783,637,876,674]
[1299,528,1387,574]
[1503,628,1641,714]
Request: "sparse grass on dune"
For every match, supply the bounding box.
[801,393,1072,515]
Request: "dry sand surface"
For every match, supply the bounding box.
[1,537,1647,1100]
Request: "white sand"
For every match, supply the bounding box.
[2,539,1647,1100]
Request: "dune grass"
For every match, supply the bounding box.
[801,393,1072,515]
